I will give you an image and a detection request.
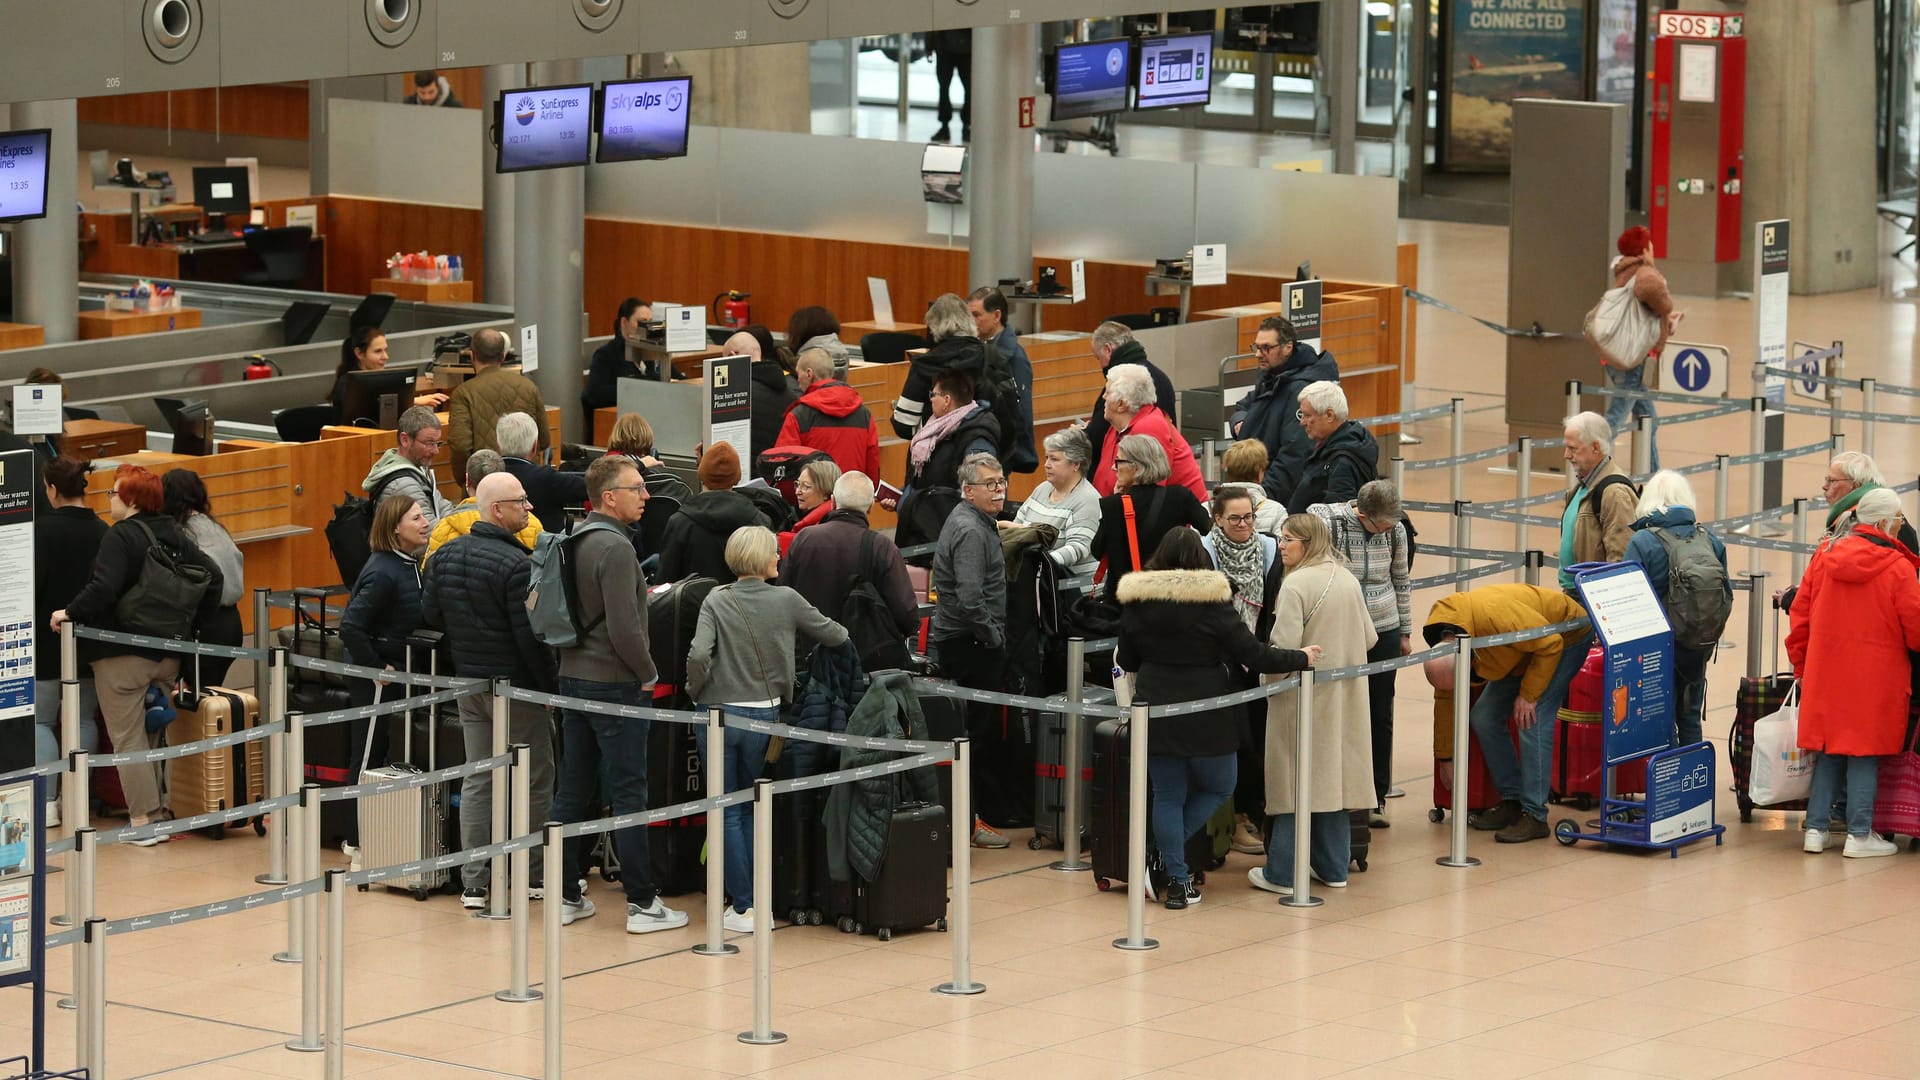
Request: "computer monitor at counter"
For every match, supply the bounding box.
[190,165,251,232]
[340,364,426,430]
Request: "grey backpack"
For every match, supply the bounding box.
[1652,526,1731,648]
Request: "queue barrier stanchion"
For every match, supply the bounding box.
[1633,415,1653,477]
[1714,453,1731,523]
[53,655,81,939]
[1051,637,1091,873]
[60,823,94,1014]
[693,707,737,957]
[482,679,512,922]
[1112,700,1159,951]
[1862,377,1878,459]
[324,868,346,1080]
[1743,572,1769,680]
[275,710,307,964]
[543,821,565,1080]
[259,646,290,887]
[1790,498,1810,583]
[83,916,107,1079]
[1390,455,1405,495]
[498,743,541,1003]
[289,783,324,1052]
[1523,550,1543,588]
[935,736,984,996]
[1280,671,1323,908]
[738,779,787,1045]
[1448,397,1466,505]
[1512,437,1533,579]
[1437,636,1481,869]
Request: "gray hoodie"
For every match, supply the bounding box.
[363,447,452,524]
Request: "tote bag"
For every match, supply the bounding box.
[1749,683,1816,806]
[1873,707,1920,838]
[1583,283,1663,371]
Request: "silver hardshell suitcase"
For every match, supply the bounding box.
[356,634,453,900]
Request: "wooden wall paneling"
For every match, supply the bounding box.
[77,84,311,141]
[1396,242,1419,384]
[323,197,484,301]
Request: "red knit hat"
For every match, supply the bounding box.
[1617,225,1653,258]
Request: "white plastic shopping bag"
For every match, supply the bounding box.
[1583,283,1663,370]
[1750,683,1817,805]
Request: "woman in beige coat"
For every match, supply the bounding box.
[1250,512,1376,892]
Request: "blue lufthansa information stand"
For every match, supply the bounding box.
[1553,562,1726,856]
[0,775,60,1075]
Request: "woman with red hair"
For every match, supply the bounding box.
[51,464,226,842]
[1599,226,1682,470]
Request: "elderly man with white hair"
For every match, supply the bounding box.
[1782,451,1918,613]
[1289,380,1379,512]
[1090,362,1207,501]
[497,410,585,534]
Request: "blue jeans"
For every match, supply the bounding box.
[1469,630,1583,824]
[1146,753,1236,885]
[550,677,657,907]
[693,703,777,914]
[1604,364,1660,470]
[1674,646,1709,748]
[1260,811,1351,887]
[34,677,98,801]
[1806,753,1879,838]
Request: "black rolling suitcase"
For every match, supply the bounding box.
[646,694,707,897]
[832,802,949,942]
[770,784,830,925]
[1088,717,1215,896]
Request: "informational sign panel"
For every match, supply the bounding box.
[1572,562,1674,766]
[1070,258,1086,303]
[0,776,40,978]
[0,450,32,725]
[10,384,61,436]
[495,84,594,172]
[1753,219,1790,403]
[1442,0,1588,169]
[517,324,539,374]
[1192,243,1227,286]
[0,129,52,223]
[867,277,894,327]
[703,355,752,463]
[660,305,704,354]
[1135,32,1213,109]
[596,76,692,163]
[1282,279,1323,352]
[1657,340,1729,398]
[1789,340,1828,403]
[1647,742,1716,843]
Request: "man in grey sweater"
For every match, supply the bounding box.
[547,456,688,935]
[930,452,1013,847]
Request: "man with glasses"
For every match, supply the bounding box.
[424,471,557,908]
[931,453,1016,847]
[1230,315,1339,502]
[1780,452,1918,612]
[362,404,453,525]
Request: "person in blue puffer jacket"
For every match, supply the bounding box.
[1623,469,1729,749]
[340,496,432,779]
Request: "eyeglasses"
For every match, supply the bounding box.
[794,480,814,492]
[1114,458,1133,467]
[1279,534,1304,545]
[1223,513,1256,526]
[501,497,533,508]
[411,437,446,450]
[1252,342,1283,354]
[604,485,648,494]
[929,390,952,401]
[968,478,1009,490]
[1822,476,1847,488]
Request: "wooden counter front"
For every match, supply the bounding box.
[373,278,476,303]
[62,419,147,460]
[76,307,203,339]
[0,322,45,350]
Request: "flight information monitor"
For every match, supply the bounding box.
[494,83,594,173]
[596,76,693,163]
[1135,33,1213,110]
[0,129,52,223]
[1051,38,1133,121]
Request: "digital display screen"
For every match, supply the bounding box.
[1051,38,1132,121]
[495,83,594,173]
[1135,33,1213,110]
[596,76,693,163]
[0,129,52,223]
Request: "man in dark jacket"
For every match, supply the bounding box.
[497,410,584,534]
[657,442,770,583]
[724,327,798,464]
[890,293,1015,448]
[1289,380,1379,511]
[776,349,881,481]
[1083,321,1177,456]
[1231,315,1339,500]
[783,472,917,632]
[969,286,1036,473]
[423,471,556,907]
[930,452,1013,847]
[548,457,689,934]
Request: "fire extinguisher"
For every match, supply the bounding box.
[242,354,281,380]
[711,290,751,329]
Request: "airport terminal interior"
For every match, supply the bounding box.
[5,2,1920,1078]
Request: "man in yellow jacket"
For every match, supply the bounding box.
[1423,584,1588,843]
[427,449,543,559]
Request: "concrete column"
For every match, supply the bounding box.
[482,64,520,307]
[13,99,79,343]
[1325,0,1359,174]
[967,24,1038,296]
[513,60,586,444]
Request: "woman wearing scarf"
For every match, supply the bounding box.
[887,371,1002,552]
[1782,452,1919,614]
[1202,488,1286,856]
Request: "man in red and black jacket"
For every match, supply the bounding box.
[776,348,882,481]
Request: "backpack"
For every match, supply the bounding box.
[842,531,913,673]
[113,518,214,640]
[977,341,1036,473]
[325,469,412,586]
[1650,526,1732,648]
[647,575,717,687]
[525,520,625,648]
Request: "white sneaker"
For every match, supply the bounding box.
[721,907,759,934]
[1246,866,1286,895]
[1804,829,1829,854]
[45,801,60,829]
[626,898,689,934]
[1844,833,1898,859]
[560,897,596,926]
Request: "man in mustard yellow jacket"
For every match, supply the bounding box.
[426,449,543,560]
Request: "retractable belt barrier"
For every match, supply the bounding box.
[284,652,479,691]
[1777,400,1920,425]
[1572,382,1754,417]
[312,753,511,804]
[295,684,478,730]
[1404,443,1510,470]
[72,625,266,662]
[1402,288,1579,338]
[502,684,694,725]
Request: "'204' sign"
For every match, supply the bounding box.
[1656,12,1742,39]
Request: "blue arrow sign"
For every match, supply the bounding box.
[1798,359,1821,395]
[1673,348,1710,392]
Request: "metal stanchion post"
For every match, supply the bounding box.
[289,784,324,1051]
[498,744,541,1003]
[1861,376,1878,459]
[1280,671,1323,907]
[1448,397,1466,505]
[1633,415,1653,477]
[1513,436,1533,578]
[1714,453,1730,522]
[275,712,307,964]
[1051,637,1090,872]
[1201,438,1218,485]
[693,708,737,956]
[1747,397,1765,576]
[259,647,291,887]
[83,917,107,1078]
[738,780,787,1045]
[53,673,79,934]
[252,586,270,711]
[1113,701,1159,950]
[60,825,93,1012]
[1450,502,1467,577]
[1790,497,1809,583]
[324,869,346,1080]
[1565,379,1581,424]
[1390,455,1405,494]
[1743,572,1768,679]
[543,822,564,1080]
[936,737,984,996]
[1523,551,1543,588]
[483,679,511,921]
[1438,637,1482,868]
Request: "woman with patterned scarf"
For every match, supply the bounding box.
[1201,488,1285,856]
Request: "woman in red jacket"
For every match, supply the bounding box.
[1092,362,1207,501]
[1786,487,1920,858]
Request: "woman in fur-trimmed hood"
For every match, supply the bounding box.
[1116,528,1319,908]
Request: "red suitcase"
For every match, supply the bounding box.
[1551,646,1648,810]
[1430,682,1504,821]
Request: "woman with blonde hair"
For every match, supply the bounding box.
[605,412,692,501]
[1250,512,1375,892]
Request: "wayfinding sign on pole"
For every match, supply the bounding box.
[1752,218,1789,403]
[1657,339,1729,398]
[1789,339,1828,403]
[703,354,752,458]
[1281,279,1322,352]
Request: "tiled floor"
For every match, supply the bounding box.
[17,174,1920,1078]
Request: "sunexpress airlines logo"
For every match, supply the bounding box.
[514,96,537,126]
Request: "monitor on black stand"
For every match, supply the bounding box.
[340,364,424,429]
[190,165,252,236]
[155,397,214,456]
[350,293,396,332]
[281,301,330,346]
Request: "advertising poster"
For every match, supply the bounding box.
[1648,743,1716,843]
[0,779,37,978]
[704,355,753,461]
[1444,0,1588,169]
[1593,0,1640,107]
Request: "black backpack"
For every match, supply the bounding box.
[113,519,213,640]
[646,575,717,688]
[325,470,412,586]
[977,341,1036,473]
[843,532,913,673]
